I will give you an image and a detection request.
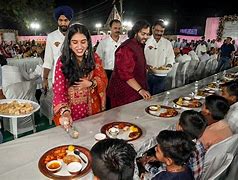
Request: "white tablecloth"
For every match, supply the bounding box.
[0,67,237,180]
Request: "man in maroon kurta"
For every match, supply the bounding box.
[107,20,151,108]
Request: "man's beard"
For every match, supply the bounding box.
[59,25,68,33]
[136,35,147,45]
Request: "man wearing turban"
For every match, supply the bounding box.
[42,5,74,92]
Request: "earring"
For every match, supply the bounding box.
[85,49,88,59]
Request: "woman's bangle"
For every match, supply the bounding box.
[60,107,71,116]
[90,79,97,88]
[137,88,143,93]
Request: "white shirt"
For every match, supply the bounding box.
[176,54,191,63]
[42,29,65,84]
[96,36,123,70]
[225,102,238,133]
[145,36,175,68]
[188,50,199,61]
[195,44,207,58]
[200,53,210,61]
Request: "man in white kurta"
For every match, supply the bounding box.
[42,5,73,92]
[96,19,124,80]
[145,20,175,95]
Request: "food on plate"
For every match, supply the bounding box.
[117,122,127,129]
[197,91,205,96]
[129,125,139,132]
[122,126,130,131]
[129,131,140,139]
[149,105,161,111]
[225,73,236,79]
[44,147,67,164]
[68,145,75,152]
[154,66,170,70]
[48,162,61,169]
[188,100,201,108]
[207,83,217,88]
[160,108,177,117]
[175,97,201,108]
[46,160,62,172]
[176,97,184,106]
[63,154,81,164]
[0,100,33,115]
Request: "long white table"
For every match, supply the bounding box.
[0,67,237,180]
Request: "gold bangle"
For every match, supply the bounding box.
[90,79,97,88]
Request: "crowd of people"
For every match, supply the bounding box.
[0,4,238,180]
[0,40,45,59]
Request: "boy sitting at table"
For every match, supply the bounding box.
[220,80,238,133]
[137,110,207,180]
[91,138,137,180]
[148,130,195,180]
[199,95,233,150]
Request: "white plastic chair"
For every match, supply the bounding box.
[2,81,38,138]
[166,62,179,89]
[175,61,190,87]
[185,59,199,84]
[40,88,53,125]
[1,65,24,88]
[204,59,214,77]
[194,60,209,80]
[201,134,238,180]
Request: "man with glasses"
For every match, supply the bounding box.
[145,20,175,95]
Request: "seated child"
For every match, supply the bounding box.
[137,110,207,180]
[91,138,136,180]
[200,95,233,149]
[152,130,195,180]
[221,80,238,133]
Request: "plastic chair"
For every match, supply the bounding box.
[185,59,199,84]
[1,65,24,88]
[201,134,238,180]
[175,61,190,87]
[194,60,209,80]
[40,88,53,125]
[2,81,38,138]
[165,62,179,89]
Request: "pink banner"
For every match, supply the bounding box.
[17,35,128,46]
[17,36,47,42]
[205,17,220,41]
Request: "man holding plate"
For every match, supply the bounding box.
[145,19,175,95]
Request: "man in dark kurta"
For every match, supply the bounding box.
[107,20,151,108]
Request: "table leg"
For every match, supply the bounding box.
[9,117,18,139]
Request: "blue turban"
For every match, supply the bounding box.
[54,5,74,21]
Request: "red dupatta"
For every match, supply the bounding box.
[53,53,107,125]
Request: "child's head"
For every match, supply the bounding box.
[178,110,207,139]
[155,130,195,166]
[91,138,136,180]
[202,95,230,123]
[221,80,238,104]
